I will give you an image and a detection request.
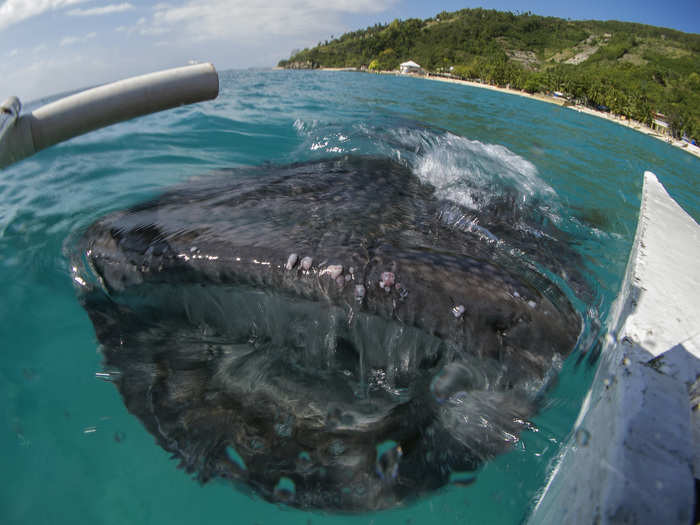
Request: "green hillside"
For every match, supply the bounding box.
[279,8,700,140]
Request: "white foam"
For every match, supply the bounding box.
[293,121,557,215]
[409,130,554,210]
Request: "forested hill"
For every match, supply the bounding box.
[278,8,700,140]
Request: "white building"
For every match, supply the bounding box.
[399,61,424,75]
[652,112,670,135]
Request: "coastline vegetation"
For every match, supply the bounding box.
[278,8,700,141]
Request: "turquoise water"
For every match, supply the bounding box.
[1,70,698,525]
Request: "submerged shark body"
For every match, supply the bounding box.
[70,156,581,511]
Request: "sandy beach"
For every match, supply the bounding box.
[317,68,700,160]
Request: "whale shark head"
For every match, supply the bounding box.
[69,156,582,510]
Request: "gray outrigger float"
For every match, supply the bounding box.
[0,63,219,169]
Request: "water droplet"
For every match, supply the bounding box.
[274,422,292,437]
[575,427,590,446]
[328,439,346,456]
[354,284,366,302]
[226,445,247,470]
[376,440,398,457]
[276,476,295,491]
[274,476,295,499]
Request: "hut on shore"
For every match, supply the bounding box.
[652,112,670,135]
[400,61,424,75]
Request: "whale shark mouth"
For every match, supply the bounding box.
[69,156,582,511]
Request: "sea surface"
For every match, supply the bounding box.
[1,69,698,525]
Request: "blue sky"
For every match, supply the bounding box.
[1,1,698,101]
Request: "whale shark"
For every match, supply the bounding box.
[69,155,582,511]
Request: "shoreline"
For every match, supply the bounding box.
[315,68,700,160]
[424,73,699,159]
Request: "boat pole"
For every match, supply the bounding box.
[0,63,219,169]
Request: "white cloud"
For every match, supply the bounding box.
[60,31,97,46]
[1,0,401,100]
[1,51,108,100]
[144,0,397,41]
[68,3,134,16]
[0,0,90,30]
[116,15,168,36]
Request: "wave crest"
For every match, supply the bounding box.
[293,119,554,211]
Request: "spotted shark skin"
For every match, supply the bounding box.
[70,156,582,511]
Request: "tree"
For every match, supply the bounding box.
[375,48,399,70]
[522,73,543,93]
